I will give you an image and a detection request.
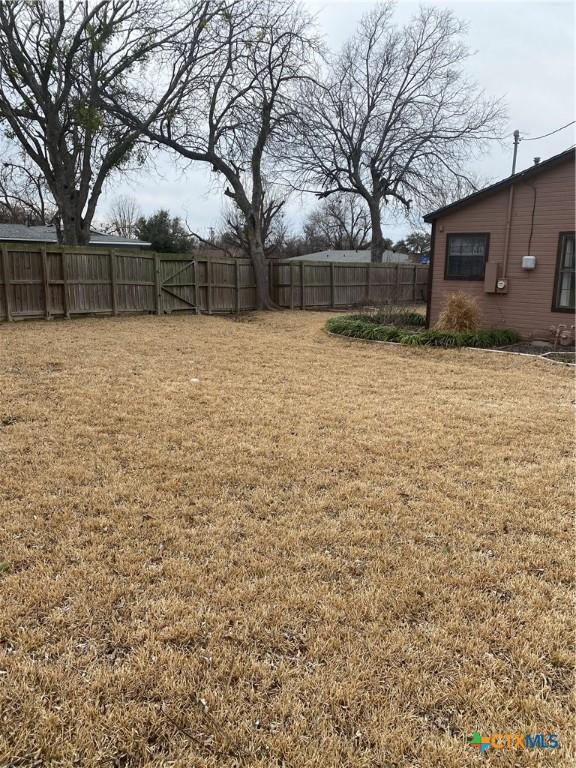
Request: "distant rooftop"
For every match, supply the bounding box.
[287,249,411,263]
[0,223,150,247]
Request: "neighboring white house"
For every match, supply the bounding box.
[287,249,412,264]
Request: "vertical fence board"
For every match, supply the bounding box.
[235,260,240,314]
[1,245,11,321]
[330,263,335,308]
[109,250,118,315]
[154,254,161,315]
[366,264,371,305]
[193,261,199,314]
[61,251,70,318]
[41,245,50,319]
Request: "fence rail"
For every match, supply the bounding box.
[0,243,428,321]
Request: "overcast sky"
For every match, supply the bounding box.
[99,0,575,242]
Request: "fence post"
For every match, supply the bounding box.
[366,264,371,305]
[290,264,295,310]
[193,259,200,314]
[40,245,50,319]
[154,253,162,315]
[109,249,118,315]
[235,259,240,314]
[330,263,335,308]
[395,263,400,303]
[1,244,11,321]
[207,260,212,314]
[300,262,305,309]
[61,249,70,319]
[412,265,417,302]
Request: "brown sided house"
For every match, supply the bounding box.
[424,148,575,340]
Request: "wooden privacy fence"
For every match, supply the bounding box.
[273,260,428,309]
[0,243,428,320]
[0,245,256,319]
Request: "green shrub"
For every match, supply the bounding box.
[351,308,426,328]
[326,316,520,349]
[326,317,402,342]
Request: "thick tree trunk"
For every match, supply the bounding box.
[59,208,82,245]
[246,214,276,309]
[369,202,384,264]
[53,179,90,245]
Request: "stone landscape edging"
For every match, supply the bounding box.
[324,329,575,365]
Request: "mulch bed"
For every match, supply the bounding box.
[498,342,575,365]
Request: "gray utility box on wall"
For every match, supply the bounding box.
[484,262,509,293]
[522,255,537,270]
[484,262,498,293]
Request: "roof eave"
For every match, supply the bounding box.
[423,147,576,222]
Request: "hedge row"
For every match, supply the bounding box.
[326,316,520,348]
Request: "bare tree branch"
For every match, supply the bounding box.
[105,195,141,238]
[0,140,57,225]
[219,187,287,257]
[303,194,372,251]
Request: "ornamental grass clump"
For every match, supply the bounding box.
[435,291,481,332]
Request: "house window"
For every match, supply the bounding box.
[445,234,489,280]
[553,232,575,312]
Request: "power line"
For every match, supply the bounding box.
[522,120,576,142]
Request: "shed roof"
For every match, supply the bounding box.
[423,147,576,223]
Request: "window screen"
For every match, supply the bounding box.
[445,234,488,280]
[554,233,575,311]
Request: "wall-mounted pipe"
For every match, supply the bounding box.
[502,185,515,277]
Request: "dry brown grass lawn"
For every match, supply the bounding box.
[0,311,573,767]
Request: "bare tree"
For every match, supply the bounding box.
[0,0,211,244]
[219,188,287,257]
[291,2,505,262]
[104,0,318,308]
[0,147,57,225]
[107,195,142,239]
[303,194,371,251]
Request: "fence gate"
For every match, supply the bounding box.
[157,257,198,314]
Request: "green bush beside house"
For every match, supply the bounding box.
[326,315,520,349]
